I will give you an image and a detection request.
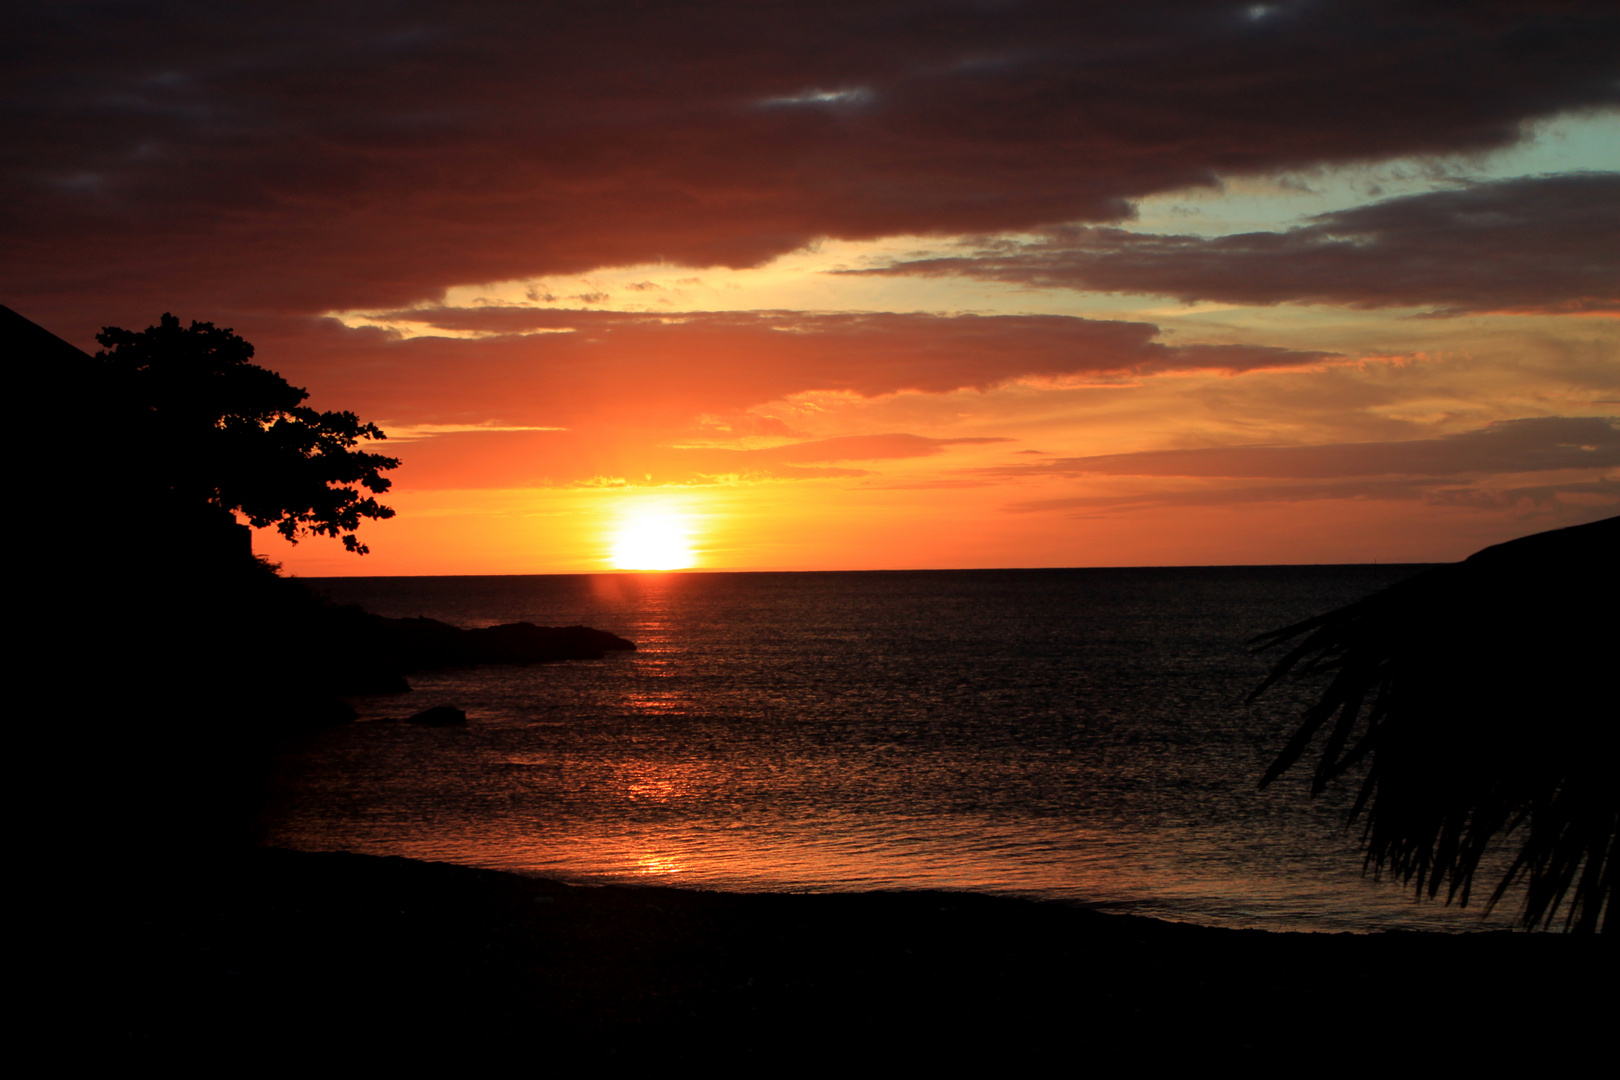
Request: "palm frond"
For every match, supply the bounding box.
[1250,516,1618,933]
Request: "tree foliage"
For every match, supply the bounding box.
[95,314,399,553]
[1250,517,1616,933]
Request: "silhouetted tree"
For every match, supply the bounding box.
[8,309,406,862]
[1251,517,1616,933]
[94,313,398,554]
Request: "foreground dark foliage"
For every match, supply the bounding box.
[1252,517,1617,933]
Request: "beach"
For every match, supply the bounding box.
[116,848,1612,1067]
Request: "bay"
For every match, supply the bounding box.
[260,566,1522,932]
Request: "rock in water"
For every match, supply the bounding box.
[406,705,467,726]
[460,623,637,664]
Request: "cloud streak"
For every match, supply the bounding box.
[999,418,1620,517]
[1007,477,1619,517]
[261,309,1338,429]
[854,174,1620,314]
[980,417,1620,479]
[391,429,1009,489]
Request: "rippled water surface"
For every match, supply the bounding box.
[261,566,1523,932]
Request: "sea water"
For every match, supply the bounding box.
[260,566,1525,932]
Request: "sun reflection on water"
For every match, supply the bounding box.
[617,760,707,802]
[624,692,687,715]
[635,854,684,876]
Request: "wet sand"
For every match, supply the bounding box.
[112,848,1611,1067]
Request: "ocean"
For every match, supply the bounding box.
[260,565,1525,933]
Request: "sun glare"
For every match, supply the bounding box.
[610,506,697,570]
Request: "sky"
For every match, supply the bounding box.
[6,1,1618,574]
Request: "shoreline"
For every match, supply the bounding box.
[114,846,1612,1065]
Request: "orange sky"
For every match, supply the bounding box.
[8,5,1616,573]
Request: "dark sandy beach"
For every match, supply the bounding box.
[112,848,1612,1068]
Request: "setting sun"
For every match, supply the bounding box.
[610,506,697,570]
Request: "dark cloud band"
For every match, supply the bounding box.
[1005,477,1618,516]
[855,174,1620,314]
[981,417,1620,480]
[6,3,1617,316]
[999,418,1619,521]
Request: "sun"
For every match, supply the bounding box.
[610,507,696,570]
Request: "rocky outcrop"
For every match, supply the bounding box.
[406,705,467,726]
[318,612,636,697]
[378,618,635,670]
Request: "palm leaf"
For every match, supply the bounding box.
[1250,516,1617,933]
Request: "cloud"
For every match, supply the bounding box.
[1006,477,1619,518]
[246,308,1337,429]
[1008,478,1442,512]
[1422,477,1619,509]
[391,428,1007,489]
[702,433,1009,465]
[7,3,1618,317]
[999,418,1620,521]
[981,417,1620,479]
[854,174,1620,314]
[1007,477,1620,519]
